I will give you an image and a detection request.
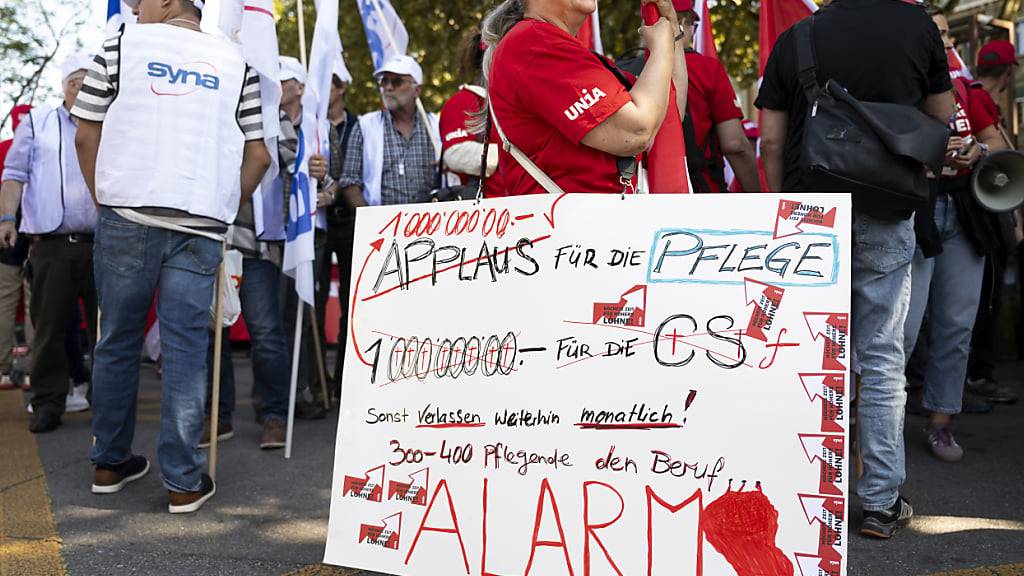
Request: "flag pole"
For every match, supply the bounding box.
[368,0,439,158]
[285,297,303,459]
[308,305,331,409]
[296,0,309,67]
[209,240,227,480]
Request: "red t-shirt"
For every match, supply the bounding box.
[439,86,506,197]
[488,19,634,196]
[686,51,743,193]
[967,82,999,131]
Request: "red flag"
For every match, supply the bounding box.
[759,0,818,77]
[693,0,718,59]
[946,47,973,82]
[577,3,604,53]
[642,3,690,194]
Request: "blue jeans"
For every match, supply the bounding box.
[90,207,221,493]
[903,195,984,415]
[852,211,915,512]
[207,257,290,423]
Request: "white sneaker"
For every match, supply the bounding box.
[66,386,90,413]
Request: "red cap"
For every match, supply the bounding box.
[742,119,760,139]
[977,40,1018,67]
[673,0,694,12]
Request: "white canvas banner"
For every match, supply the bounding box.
[326,193,852,576]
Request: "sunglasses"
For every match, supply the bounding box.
[377,76,412,89]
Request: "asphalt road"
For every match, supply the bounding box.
[4,354,1022,575]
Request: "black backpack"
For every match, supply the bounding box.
[794,17,950,220]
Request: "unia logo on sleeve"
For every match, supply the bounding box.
[147,61,221,96]
[563,87,608,121]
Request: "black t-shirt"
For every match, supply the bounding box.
[755,0,952,191]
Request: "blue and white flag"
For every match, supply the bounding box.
[356,0,408,70]
[284,0,340,305]
[106,0,136,33]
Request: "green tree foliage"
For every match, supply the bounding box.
[0,0,89,135]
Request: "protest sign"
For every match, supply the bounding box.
[325,193,851,576]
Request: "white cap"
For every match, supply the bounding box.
[61,50,94,83]
[373,54,422,85]
[333,55,352,84]
[123,0,203,8]
[279,56,307,85]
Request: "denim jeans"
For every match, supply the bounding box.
[91,207,221,493]
[903,195,984,415]
[207,257,290,423]
[852,210,915,512]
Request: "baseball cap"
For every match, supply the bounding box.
[977,39,1018,67]
[374,54,423,85]
[279,56,307,84]
[61,50,94,83]
[673,0,694,12]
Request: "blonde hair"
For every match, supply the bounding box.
[468,0,527,134]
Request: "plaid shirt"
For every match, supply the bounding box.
[339,111,436,206]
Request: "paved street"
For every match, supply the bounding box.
[1,353,1021,576]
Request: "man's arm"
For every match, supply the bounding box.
[923,90,956,124]
[715,118,759,192]
[240,140,271,203]
[0,181,24,248]
[75,119,103,204]
[760,109,787,192]
[340,185,368,208]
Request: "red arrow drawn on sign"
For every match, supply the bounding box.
[350,238,384,367]
[798,434,845,465]
[543,192,569,228]
[794,553,842,576]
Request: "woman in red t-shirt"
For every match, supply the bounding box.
[480,0,685,196]
[440,31,506,198]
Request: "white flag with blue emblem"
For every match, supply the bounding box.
[356,0,408,70]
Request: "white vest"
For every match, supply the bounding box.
[358,110,442,206]
[95,24,247,224]
[20,106,97,234]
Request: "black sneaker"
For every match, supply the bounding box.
[961,390,993,414]
[29,410,62,434]
[168,473,216,514]
[294,397,326,420]
[92,455,150,494]
[861,496,914,539]
[967,377,1019,404]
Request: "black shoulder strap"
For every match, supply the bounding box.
[794,17,821,103]
[592,52,634,91]
[340,109,357,156]
[681,104,712,193]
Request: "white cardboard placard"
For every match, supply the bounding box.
[325,193,851,576]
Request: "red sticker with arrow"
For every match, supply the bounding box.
[388,468,429,506]
[774,199,837,239]
[799,434,846,496]
[804,312,849,371]
[799,373,846,434]
[343,464,385,503]
[744,278,785,342]
[358,512,402,550]
[592,285,647,327]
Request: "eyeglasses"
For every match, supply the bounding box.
[377,76,411,89]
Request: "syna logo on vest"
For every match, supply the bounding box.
[148,61,220,96]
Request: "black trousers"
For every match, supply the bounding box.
[29,236,97,414]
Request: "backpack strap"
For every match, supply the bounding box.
[488,98,567,195]
[794,18,822,104]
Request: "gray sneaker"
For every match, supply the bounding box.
[861,496,914,539]
[926,426,963,463]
